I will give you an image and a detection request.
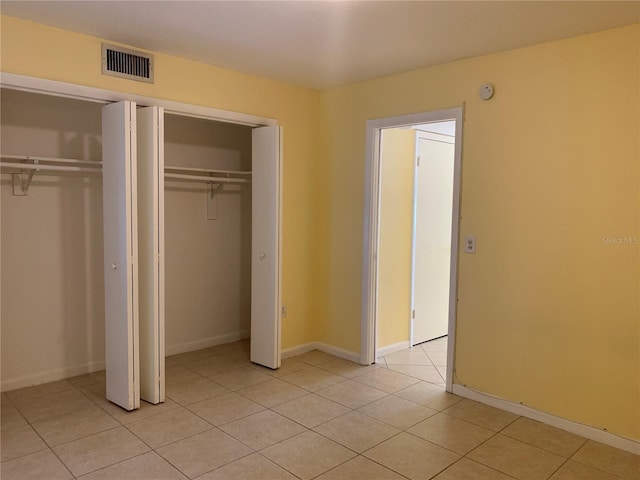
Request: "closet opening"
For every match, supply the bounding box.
[1,88,106,393]
[163,113,253,358]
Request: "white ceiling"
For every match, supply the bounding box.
[2,1,638,89]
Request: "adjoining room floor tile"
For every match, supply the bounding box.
[387,364,444,384]
[363,432,460,480]
[384,349,432,366]
[261,430,356,480]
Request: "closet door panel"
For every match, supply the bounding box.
[137,106,165,404]
[102,101,140,411]
[251,126,282,369]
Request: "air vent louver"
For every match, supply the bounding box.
[102,44,154,83]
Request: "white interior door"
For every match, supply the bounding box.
[137,106,165,404]
[102,101,140,410]
[251,126,282,369]
[412,132,455,345]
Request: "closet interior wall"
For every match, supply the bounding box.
[163,114,252,355]
[0,89,105,390]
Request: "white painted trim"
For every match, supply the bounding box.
[377,341,411,358]
[362,107,463,393]
[165,330,250,357]
[282,342,360,363]
[315,342,361,363]
[453,385,640,455]
[1,360,106,392]
[0,72,277,127]
[281,343,317,359]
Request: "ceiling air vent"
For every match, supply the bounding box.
[102,44,154,83]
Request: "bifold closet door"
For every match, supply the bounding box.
[102,101,140,411]
[251,126,283,369]
[137,106,165,404]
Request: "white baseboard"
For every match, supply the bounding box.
[1,360,106,392]
[282,342,360,364]
[315,342,361,363]
[165,330,250,356]
[281,343,317,359]
[377,341,410,358]
[453,385,640,455]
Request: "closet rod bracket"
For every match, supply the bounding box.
[209,182,224,198]
[11,158,39,196]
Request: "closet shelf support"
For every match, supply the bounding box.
[12,159,38,196]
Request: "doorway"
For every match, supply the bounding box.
[361,108,463,393]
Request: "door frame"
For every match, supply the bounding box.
[361,107,463,392]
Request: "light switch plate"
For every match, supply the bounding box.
[465,235,476,254]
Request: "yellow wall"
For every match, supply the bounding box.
[0,15,320,350]
[318,25,639,440]
[377,128,415,348]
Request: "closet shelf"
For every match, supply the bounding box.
[164,166,251,185]
[0,154,102,196]
[164,173,249,184]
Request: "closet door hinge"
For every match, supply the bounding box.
[417,156,421,167]
[412,309,416,319]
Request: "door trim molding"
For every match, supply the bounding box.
[362,107,463,393]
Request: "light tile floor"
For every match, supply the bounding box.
[1,337,639,479]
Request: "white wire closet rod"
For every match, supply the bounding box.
[1,154,102,167]
[164,166,251,176]
[164,173,249,184]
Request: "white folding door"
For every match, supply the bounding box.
[251,126,282,369]
[102,101,140,411]
[137,107,165,404]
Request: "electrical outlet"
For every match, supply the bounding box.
[465,235,476,254]
[281,305,287,318]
